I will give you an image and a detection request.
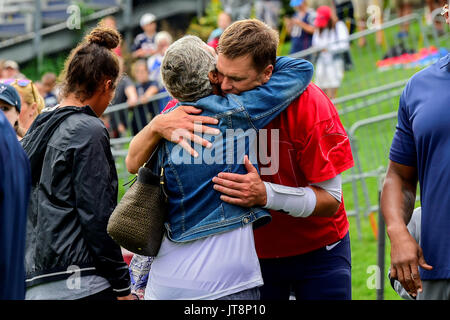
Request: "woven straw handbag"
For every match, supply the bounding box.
[107,144,167,256]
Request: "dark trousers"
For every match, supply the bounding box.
[259,232,352,300]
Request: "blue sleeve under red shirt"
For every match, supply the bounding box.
[0,112,31,299]
[254,83,354,258]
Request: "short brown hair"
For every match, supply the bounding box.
[218,19,279,72]
[59,26,121,102]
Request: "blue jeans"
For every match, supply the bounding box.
[217,287,261,300]
[259,232,352,300]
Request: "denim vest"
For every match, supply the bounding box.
[158,56,313,242]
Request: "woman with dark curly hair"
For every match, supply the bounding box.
[21,26,133,300]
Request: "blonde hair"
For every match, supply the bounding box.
[12,81,45,114]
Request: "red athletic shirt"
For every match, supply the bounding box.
[162,99,178,112]
[255,83,354,259]
[162,85,354,258]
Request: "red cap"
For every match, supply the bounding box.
[315,6,332,28]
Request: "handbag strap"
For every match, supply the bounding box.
[143,143,168,202]
[143,143,161,169]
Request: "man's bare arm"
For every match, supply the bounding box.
[381,160,418,230]
[380,160,432,298]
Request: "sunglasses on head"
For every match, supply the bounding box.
[0,78,38,105]
[0,78,32,87]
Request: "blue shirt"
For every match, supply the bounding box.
[44,92,58,108]
[0,112,31,299]
[389,53,450,280]
[289,10,315,54]
[131,32,156,53]
[147,54,170,112]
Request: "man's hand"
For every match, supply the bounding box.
[153,105,220,157]
[117,294,135,300]
[389,227,432,298]
[212,155,267,207]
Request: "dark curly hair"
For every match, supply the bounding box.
[59,25,121,102]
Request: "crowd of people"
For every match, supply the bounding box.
[0,0,449,302]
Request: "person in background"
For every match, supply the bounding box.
[132,13,157,59]
[0,83,21,136]
[108,56,139,138]
[220,0,253,21]
[0,60,4,78]
[207,11,232,49]
[1,60,26,80]
[255,0,282,29]
[21,26,133,300]
[147,31,173,113]
[0,109,31,300]
[128,254,154,300]
[9,79,45,139]
[309,0,336,10]
[352,0,384,47]
[130,59,158,136]
[285,0,316,56]
[38,73,59,109]
[425,0,446,36]
[312,5,350,100]
[392,0,421,38]
[99,15,124,57]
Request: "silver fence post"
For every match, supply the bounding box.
[122,0,133,50]
[377,172,386,300]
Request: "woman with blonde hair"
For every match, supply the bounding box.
[10,79,45,138]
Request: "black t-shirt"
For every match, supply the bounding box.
[111,75,134,105]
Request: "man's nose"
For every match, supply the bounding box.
[221,77,233,92]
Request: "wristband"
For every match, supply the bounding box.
[263,182,316,218]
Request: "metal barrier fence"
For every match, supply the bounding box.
[107,12,448,239]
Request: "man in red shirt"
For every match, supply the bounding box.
[212,81,354,300]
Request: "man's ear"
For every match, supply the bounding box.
[261,64,274,84]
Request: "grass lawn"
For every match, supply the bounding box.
[348,214,401,300]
